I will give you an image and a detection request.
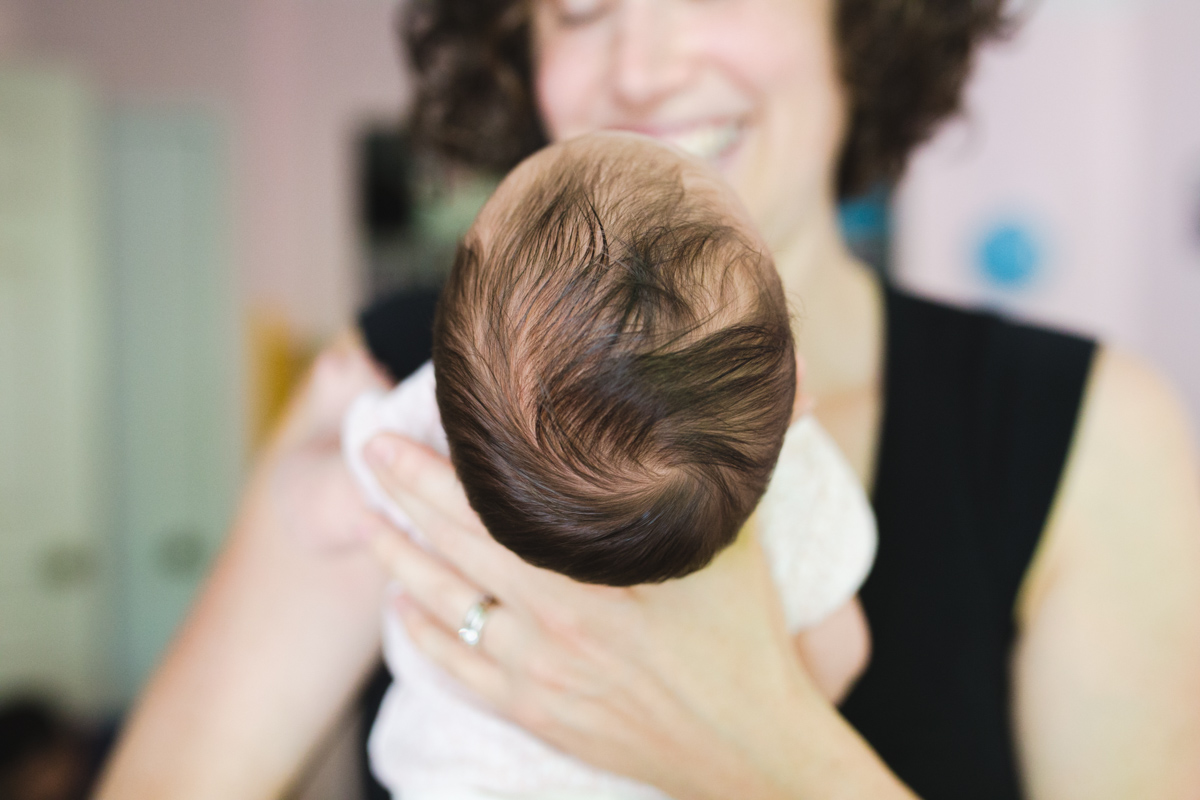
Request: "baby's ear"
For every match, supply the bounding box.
[792,352,815,422]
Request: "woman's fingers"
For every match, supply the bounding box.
[365,433,479,531]
[393,592,511,707]
[365,433,535,596]
[370,524,512,647]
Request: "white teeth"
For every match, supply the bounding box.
[660,121,742,161]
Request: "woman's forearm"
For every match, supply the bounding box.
[94,470,387,799]
[650,654,916,800]
[738,688,917,800]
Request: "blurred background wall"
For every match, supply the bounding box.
[0,0,1197,794]
[895,0,1200,437]
[1,0,410,338]
[0,0,413,728]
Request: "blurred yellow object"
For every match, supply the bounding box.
[247,309,317,449]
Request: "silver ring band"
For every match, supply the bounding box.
[458,595,497,647]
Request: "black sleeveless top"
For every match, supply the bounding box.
[357,284,1096,800]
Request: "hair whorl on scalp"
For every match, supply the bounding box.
[400,0,1010,198]
[432,145,795,585]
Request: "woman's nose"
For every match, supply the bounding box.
[611,0,693,110]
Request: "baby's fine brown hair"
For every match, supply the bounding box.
[432,141,795,585]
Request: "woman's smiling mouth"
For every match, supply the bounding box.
[622,119,747,163]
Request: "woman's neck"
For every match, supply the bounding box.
[771,203,884,402]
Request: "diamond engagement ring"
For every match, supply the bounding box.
[458,595,497,647]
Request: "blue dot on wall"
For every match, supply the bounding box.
[977,223,1041,290]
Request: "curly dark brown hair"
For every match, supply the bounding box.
[401,0,1010,198]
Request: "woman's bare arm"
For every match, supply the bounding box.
[95,332,397,800]
[1015,347,1200,800]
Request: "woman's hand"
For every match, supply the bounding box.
[365,433,915,800]
[266,332,401,553]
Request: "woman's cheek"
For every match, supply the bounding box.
[533,24,612,141]
[536,56,589,141]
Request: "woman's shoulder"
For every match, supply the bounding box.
[881,285,1195,486]
[1029,345,1200,595]
[1012,345,1200,794]
[879,284,1199,603]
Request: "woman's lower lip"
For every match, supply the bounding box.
[630,120,748,162]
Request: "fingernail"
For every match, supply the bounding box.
[366,436,397,468]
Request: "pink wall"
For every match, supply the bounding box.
[894,1,1146,344]
[0,1,27,51]
[4,0,411,339]
[1141,0,1200,437]
[894,0,1200,443]
[242,0,409,337]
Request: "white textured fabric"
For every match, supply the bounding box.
[342,360,877,799]
[757,415,878,630]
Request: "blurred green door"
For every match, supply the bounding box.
[1,75,245,713]
[0,71,113,712]
[107,110,244,701]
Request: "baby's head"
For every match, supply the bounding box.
[433,133,795,585]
